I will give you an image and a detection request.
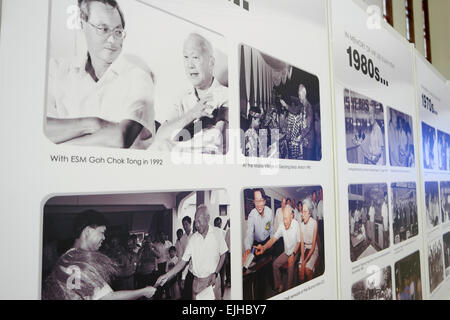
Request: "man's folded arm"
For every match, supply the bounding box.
[45,117,107,144]
[62,119,144,149]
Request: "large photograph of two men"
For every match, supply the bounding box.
[44,0,229,155]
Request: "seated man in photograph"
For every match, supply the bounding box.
[45,0,155,149]
[242,188,274,265]
[154,33,228,154]
[155,205,228,300]
[254,205,300,293]
[42,210,156,300]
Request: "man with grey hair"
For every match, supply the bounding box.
[45,0,155,149]
[155,205,228,300]
[155,33,228,154]
[254,205,300,293]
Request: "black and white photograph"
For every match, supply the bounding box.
[443,232,450,278]
[41,190,231,300]
[440,181,450,224]
[387,107,414,167]
[422,122,437,170]
[394,251,422,300]
[428,237,444,294]
[391,182,418,244]
[425,181,440,229]
[239,44,321,160]
[437,130,448,171]
[241,186,324,300]
[351,266,392,300]
[348,183,390,262]
[44,0,228,154]
[344,89,386,166]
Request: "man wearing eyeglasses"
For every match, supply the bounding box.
[45,0,155,149]
[242,188,274,264]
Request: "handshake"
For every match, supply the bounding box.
[154,273,171,288]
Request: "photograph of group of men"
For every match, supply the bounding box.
[428,237,444,293]
[239,45,321,161]
[241,186,324,299]
[422,122,450,171]
[351,266,392,300]
[44,0,228,154]
[344,89,386,166]
[391,182,418,244]
[41,190,231,300]
[394,251,422,300]
[348,183,390,262]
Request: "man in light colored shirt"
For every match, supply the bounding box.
[254,205,300,293]
[155,205,228,300]
[242,189,274,264]
[274,197,287,234]
[45,0,155,149]
[154,33,228,154]
[355,104,385,165]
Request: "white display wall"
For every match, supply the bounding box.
[0,0,448,300]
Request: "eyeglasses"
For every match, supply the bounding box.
[86,21,126,40]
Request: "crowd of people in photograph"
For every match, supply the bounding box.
[349,191,389,261]
[243,188,324,298]
[351,268,392,300]
[392,194,418,244]
[42,207,230,300]
[428,240,444,293]
[395,252,422,300]
[242,84,321,160]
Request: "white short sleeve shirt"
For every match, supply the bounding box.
[182,226,228,278]
[274,219,300,256]
[47,54,156,148]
